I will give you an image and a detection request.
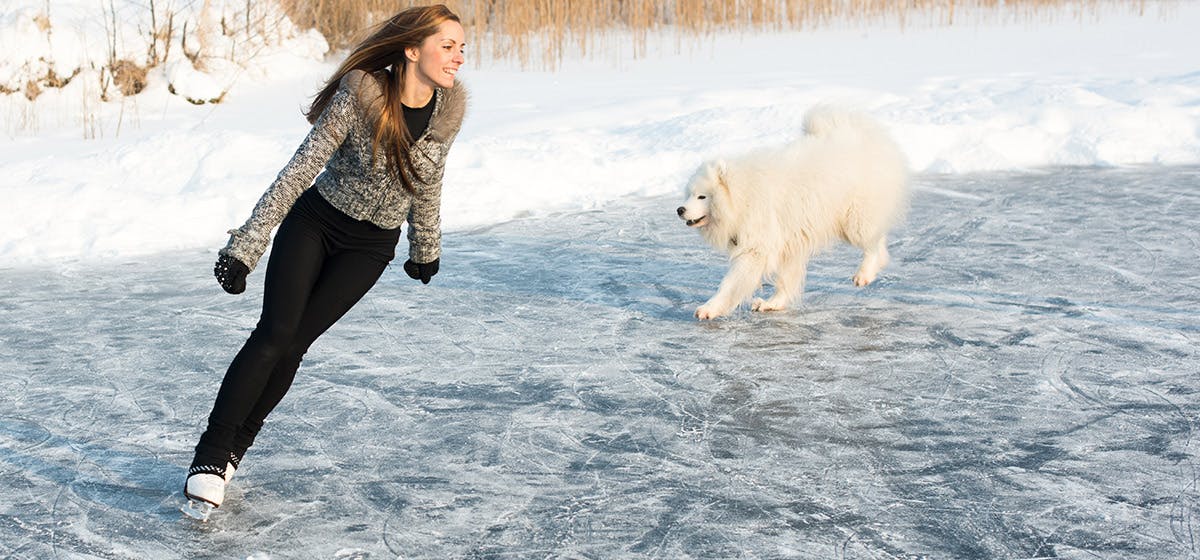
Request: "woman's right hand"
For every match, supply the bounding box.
[214,254,250,294]
[403,258,439,285]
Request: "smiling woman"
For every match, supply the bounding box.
[181,4,469,520]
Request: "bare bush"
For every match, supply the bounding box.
[110,60,149,97]
[147,0,177,67]
[24,80,42,102]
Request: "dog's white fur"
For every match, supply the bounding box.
[678,106,909,320]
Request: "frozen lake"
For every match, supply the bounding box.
[1,166,1198,559]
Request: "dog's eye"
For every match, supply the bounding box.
[697,195,707,200]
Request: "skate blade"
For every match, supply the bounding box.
[181,499,215,522]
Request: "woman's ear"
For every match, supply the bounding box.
[405,46,420,63]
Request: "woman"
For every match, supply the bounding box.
[184,5,468,518]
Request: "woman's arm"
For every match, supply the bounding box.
[406,171,443,265]
[405,81,467,266]
[219,72,366,271]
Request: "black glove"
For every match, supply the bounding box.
[403,258,439,285]
[213,254,249,294]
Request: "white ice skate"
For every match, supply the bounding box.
[181,467,226,522]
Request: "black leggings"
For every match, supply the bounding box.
[193,188,401,470]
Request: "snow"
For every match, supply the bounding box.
[1,1,1197,267]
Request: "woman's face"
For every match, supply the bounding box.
[408,19,466,89]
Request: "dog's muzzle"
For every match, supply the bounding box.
[678,206,707,227]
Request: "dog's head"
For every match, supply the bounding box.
[677,159,729,229]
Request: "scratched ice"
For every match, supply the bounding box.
[1,166,1197,559]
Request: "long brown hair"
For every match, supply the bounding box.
[305,5,460,193]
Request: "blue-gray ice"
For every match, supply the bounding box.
[1,166,1197,559]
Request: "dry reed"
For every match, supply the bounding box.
[277,0,1151,68]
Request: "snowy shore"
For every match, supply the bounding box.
[1,2,1197,266]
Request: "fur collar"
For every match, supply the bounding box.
[346,70,468,142]
[427,80,468,142]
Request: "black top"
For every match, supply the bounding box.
[403,94,435,140]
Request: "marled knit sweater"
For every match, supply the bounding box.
[220,69,468,271]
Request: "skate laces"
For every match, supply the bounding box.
[188,463,226,479]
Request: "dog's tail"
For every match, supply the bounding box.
[802,105,872,138]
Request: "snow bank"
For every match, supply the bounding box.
[0,0,327,128]
[0,2,1197,267]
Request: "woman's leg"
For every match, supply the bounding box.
[192,214,328,471]
[229,247,393,462]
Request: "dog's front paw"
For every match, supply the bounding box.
[695,304,723,320]
[852,272,876,287]
[751,298,785,312]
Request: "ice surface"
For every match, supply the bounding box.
[1,166,1198,558]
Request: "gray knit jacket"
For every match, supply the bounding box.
[220,69,468,271]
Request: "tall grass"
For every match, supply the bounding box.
[279,0,1152,67]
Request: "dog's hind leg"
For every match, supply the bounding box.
[753,254,808,312]
[696,252,767,320]
[852,236,890,287]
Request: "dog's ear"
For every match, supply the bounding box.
[713,159,728,184]
[712,159,733,199]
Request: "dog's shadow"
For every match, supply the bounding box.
[416,209,718,321]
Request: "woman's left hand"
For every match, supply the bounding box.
[214,254,250,294]
[403,258,439,284]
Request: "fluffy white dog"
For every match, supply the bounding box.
[677,106,909,320]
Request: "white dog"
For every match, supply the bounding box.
[677,106,909,320]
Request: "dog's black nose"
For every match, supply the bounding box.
[676,206,685,216]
